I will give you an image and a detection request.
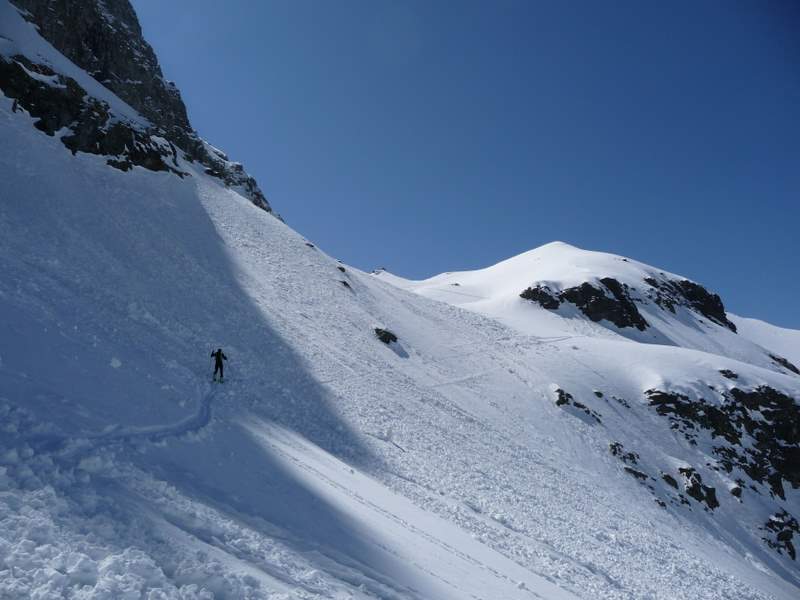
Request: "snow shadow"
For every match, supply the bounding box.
[0,137,417,593]
[388,340,410,358]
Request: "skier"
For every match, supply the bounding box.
[211,348,227,382]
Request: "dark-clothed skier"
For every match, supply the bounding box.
[211,348,227,382]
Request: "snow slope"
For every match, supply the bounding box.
[0,101,583,599]
[2,5,800,598]
[377,242,797,374]
[732,315,800,368]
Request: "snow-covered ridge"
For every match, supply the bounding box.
[378,241,799,375]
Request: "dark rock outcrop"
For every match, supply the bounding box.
[521,278,648,331]
[11,0,190,138]
[662,473,678,489]
[728,386,800,498]
[4,0,272,211]
[609,441,639,465]
[374,328,398,344]
[520,285,559,309]
[763,510,798,560]
[769,354,800,376]
[644,277,736,332]
[647,390,739,445]
[553,388,602,424]
[560,279,649,331]
[0,53,183,174]
[647,386,800,500]
[678,467,719,510]
[521,273,737,335]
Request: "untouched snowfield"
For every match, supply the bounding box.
[1,7,800,596]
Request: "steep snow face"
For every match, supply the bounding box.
[3,96,800,598]
[379,242,798,375]
[0,99,577,600]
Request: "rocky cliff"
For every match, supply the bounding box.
[2,0,272,212]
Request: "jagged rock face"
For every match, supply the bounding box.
[562,278,649,331]
[521,274,737,335]
[3,0,272,212]
[521,278,649,331]
[544,380,797,560]
[595,379,799,558]
[644,277,737,332]
[10,0,190,139]
[520,285,559,309]
[648,386,800,500]
[764,510,799,560]
[0,53,183,174]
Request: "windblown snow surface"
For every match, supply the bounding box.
[2,7,800,599]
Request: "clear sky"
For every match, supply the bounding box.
[132,0,799,328]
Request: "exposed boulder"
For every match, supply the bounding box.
[374,328,398,344]
[678,467,719,510]
[763,510,798,560]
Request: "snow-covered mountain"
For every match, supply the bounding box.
[376,242,799,375]
[1,1,799,598]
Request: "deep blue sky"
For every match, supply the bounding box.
[132,1,799,327]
